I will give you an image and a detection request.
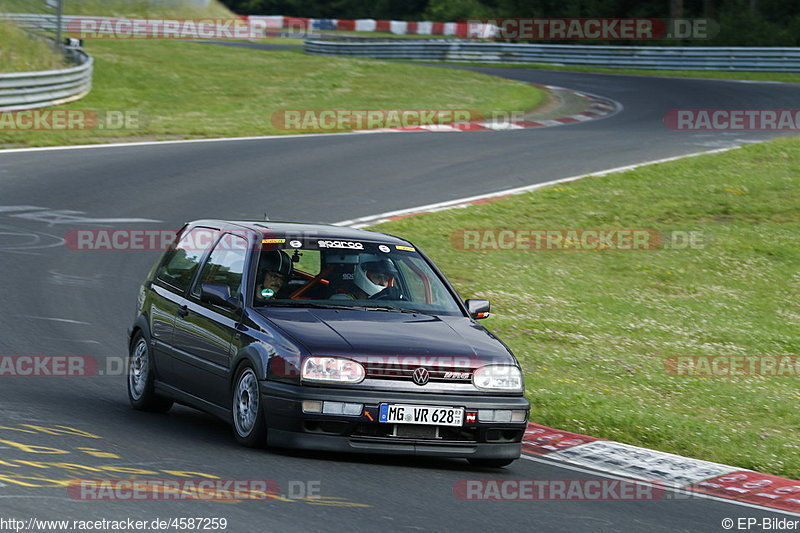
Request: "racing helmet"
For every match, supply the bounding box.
[259,249,292,279]
[354,256,394,297]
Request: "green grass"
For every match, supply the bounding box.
[371,138,800,479]
[0,19,65,72]
[0,40,544,147]
[406,60,800,83]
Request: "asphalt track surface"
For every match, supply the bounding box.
[1,57,799,532]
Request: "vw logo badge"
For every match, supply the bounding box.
[412,367,430,386]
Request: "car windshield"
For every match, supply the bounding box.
[252,236,463,316]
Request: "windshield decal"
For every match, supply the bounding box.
[317,240,364,250]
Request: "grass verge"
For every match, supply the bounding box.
[0,19,65,72]
[0,40,544,147]
[371,138,800,478]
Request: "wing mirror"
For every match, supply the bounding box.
[200,283,241,311]
[465,299,490,320]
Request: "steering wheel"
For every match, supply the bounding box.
[369,286,404,301]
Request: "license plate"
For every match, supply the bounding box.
[379,404,464,427]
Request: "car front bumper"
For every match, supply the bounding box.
[261,381,529,459]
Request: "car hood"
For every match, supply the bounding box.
[256,307,515,366]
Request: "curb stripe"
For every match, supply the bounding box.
[522,422,800,515]
[352,84,622,135]
[521,454,800,517]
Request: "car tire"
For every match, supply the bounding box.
[467,458,515,468]
[127,332,173,413]
[232,364,266,448]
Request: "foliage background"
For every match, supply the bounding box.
[220,0,800,46]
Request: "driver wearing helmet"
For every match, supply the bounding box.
[332,256,396,300]
[255,249,292,301]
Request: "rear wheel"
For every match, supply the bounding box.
[127,333,173,412]
[232,365,266,447]
[468,458,515,468]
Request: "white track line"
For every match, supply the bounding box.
[0,131,374,154]
[335,146,743,227]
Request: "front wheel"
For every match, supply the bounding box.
[232,365,266,447]
[467,458,515,468]
[127,333,173,413]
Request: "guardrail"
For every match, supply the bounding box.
[0,15,94,111]
[0,50,93,111]
[305,40,800,72]
[1,13,63,32]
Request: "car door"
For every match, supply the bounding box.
[148,226,217,386]
[171,232,249,408]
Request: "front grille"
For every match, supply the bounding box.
[396,424,437,439]
[352,423,479,442]
[363,361,473,383]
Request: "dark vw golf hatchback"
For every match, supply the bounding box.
[128,220,529,466]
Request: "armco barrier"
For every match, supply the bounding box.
[304,39,800,71]
[0,15,94,112]
[0,50,93,111]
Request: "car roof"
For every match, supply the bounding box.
[187,220,413,246]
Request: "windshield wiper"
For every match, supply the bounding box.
[258,302,354,310]
[258,301,427,314]
[357,305,425,314]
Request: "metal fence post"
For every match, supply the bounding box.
[55,0,63,52]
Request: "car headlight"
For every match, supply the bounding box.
[301,357,365,384]
[473,365,523,391]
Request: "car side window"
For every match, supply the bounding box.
[156,228,219,292]
[194,233,248,297]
